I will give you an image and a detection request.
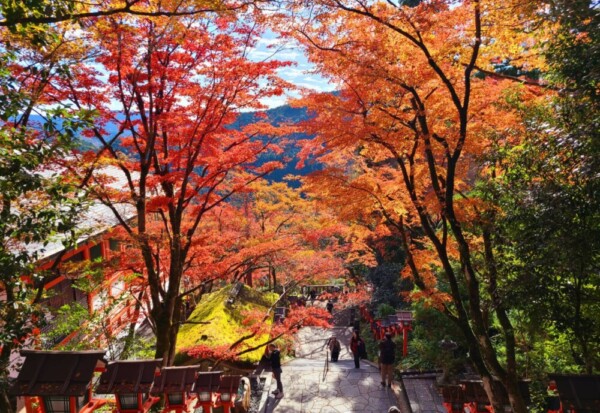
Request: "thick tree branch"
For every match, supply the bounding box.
[0,1,250,27]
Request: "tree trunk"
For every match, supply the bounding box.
[452,315,507,413]
[271,265,277,289]
[0,347,15,413]
[152,291,184,365]
[460,309,528,413]
[0,390,14,413]
[482,217,529,413]
[505,376,529,413]
[167,296,183,365]
[153,304,176,365]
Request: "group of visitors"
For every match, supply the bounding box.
[321,328,399,376]
[267,328,398,401]
[316,329,399,373]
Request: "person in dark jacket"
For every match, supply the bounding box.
[379,332,396,387]
[267,343,284,398]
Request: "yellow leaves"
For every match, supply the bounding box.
[177,284,275,363]
[475,0,552,72]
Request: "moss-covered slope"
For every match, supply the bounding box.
[176,284,278,363]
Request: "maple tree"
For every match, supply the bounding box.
[283,1,554,411]
[184,288,334,364]
[177,180,371,363]
[39,12,294,364]
[229,181,349,288]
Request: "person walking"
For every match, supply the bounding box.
[379,332,396,387]
[267,343,284,399]
[350,329,365,368]
[326,299,334,314]
[327,336,341,362]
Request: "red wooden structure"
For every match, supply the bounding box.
[10,350,108,413]
[31,234,141,350]
[549,374,600,413]
[10,349,251,413]
[215,375,242,413]
[439,379,531,413]
[193,371,223,413]
[95,359,162,413]
[396,310,413,357]
[151,366,199,413]
[361,306,413,357]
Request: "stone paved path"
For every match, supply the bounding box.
[264,326,402,413]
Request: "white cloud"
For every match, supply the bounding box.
[247,30,334,107]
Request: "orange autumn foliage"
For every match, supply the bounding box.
[39,13,294,364]
[276,1,554,412]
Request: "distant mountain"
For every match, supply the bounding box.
[26,104,320,183]
[233,105,310,127]
[18,115,100,152]
[232,105,319,184]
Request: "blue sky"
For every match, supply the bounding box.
[247,30,336,108]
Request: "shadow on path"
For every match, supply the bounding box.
[264,323,403,413]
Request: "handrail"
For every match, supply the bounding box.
[322,349,329,382]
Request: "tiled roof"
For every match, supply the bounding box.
[20,165,137,261]
[95,359,162,394]
[549,374,600,412]
[194,371,223,392]
[151,366,199,394]
[9,350,106,396]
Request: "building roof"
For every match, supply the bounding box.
[30,202,136,262]
[549,374,600,412]
[95,359,162,394]
[9,350,106,397]
[151,366,199,395]
[218,375,242,394]
[194,371,223,392]
[19,165,137,262]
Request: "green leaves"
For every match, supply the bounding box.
[0,0,72,44]
[0,49,94,410]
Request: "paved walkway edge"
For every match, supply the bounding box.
[395,378,413,413]
[257,373,273,413]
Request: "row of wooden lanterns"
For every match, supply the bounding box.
[439,374,600,413]
[10,350,244,413]
[440,379,531,413]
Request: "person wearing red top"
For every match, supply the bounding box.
[350,329,364,368]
